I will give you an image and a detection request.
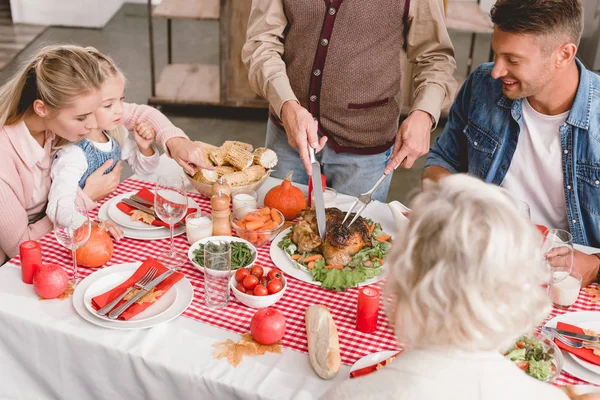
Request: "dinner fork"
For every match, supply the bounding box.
[342,172,391,227]
[547,330,600,349]
[96,267,157,316]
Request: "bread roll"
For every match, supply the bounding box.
[305,304,341,379]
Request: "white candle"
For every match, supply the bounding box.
[232,191,258,211]
[312,188,337,209]
[186,215,213,244]
[551,274,581,308]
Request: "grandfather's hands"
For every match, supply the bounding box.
[165,137,214,175]
[281,101,327,174]
[385,110,433,174]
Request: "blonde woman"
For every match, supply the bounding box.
[0,45,210,262]
[324,174,569,400]
[46,49,162,240]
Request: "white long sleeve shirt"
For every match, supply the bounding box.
[47,131,159,226]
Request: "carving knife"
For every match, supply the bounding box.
[308,146,326,240]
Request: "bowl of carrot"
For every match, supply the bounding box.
[230,206,285,248]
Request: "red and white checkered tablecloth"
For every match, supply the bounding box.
[11,178,600,386]
[12,179,399,367]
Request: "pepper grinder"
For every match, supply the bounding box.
[212,177,232,198]
[211,190,231,236]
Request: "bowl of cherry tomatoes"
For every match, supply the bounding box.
[229,264,286,309]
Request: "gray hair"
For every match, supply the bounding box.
[385,174,550,351]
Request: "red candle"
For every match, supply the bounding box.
[19,241,42,284]
[356,287,380,333]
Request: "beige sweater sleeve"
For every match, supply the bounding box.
[122,102,187,156]
[0,179,52,259]
[242,0,298,119]
[406,0,458,127]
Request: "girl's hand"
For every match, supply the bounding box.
[134,122,156,156]
[82,160,122,202]
[97,219,124,241]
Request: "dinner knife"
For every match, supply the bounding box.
[121,198,158,217]
[542,326,599,342]
[108,268,179,320]
[308,146,326,240]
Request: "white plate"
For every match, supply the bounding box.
[107,191,199,231]
[269,227,386,287]
[349,350,401,377]
[98,197,186,240]
[566,321,600,376]
[83,268,178,323]
[73,262,194,330]
[545,311,600,385]
[187,236,257,277]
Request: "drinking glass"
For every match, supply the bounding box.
[203,240,231,309]
[154,176,188,267]
[53,196,91,286]
[542,229,574,288]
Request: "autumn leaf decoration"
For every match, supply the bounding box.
[123,288,165,304]
[213,333,282,367]
[39,282,75,301]
[583,287,600,302]
[130,210,156,224]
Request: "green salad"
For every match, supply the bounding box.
[277,219,391,291]
[192,241,255,270]
[505,334,557,381]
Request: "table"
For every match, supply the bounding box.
[0,156,399,400]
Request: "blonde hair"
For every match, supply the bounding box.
[0,44,104,127]
[85,47,128,147]
[385,174,550,352]
[52,47,127,151]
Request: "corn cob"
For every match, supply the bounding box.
[244,165,266,182]
[253,147,278,169]
[223,140,253,153]
[209,147,228,166]
[225,144,253,170]
[215,165,237,177]
[194,141,217,167]
[222,171,248,187]
[193,169,218,184]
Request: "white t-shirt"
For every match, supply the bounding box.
[501,99,569,230]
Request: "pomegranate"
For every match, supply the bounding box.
[250,307,286,345]
[33,264,69,299]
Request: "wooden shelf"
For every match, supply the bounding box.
[446,2,493,34]
[152,0,220,20]
[153,64,221,105]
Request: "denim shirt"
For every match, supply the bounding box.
[74,133,121,189]
[425,59,600,247]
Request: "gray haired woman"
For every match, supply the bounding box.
[325,174,589,400]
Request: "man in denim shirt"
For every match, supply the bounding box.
[424,0,600,286]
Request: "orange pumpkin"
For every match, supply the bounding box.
[264,171,307,220]
[74,226,114,267]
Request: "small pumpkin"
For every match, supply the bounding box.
[74,226,114,267]
[264,171,307,220]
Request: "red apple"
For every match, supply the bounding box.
[250,307,286,345]
[33,264,69,299]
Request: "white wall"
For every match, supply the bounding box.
[126,0,162,3]
[10,0,124,28]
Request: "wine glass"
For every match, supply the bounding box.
[53,196,92,286]
[542,229,574,289]
[154,176,188,267]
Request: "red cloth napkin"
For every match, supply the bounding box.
[116,188,196,228]
[536,224,549,235]
[554,322,600,365]
[91,257,184,321]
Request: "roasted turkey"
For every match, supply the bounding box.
[292,208,372,266]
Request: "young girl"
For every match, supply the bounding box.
[0,45,107,263]
[47,49,160,239]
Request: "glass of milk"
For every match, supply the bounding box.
[186,211,213,244]
[311,187,337,209]
[551,271,582,309]
[232,190,258,212]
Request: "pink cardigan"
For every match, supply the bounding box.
[0,103,186,262]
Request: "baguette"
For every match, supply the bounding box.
[305,305,341,379]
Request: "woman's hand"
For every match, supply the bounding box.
[165,137,214,175]
[82,159,122,202]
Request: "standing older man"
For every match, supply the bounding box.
[242,0,457,201]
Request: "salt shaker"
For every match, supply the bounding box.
[211,190,232,236]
